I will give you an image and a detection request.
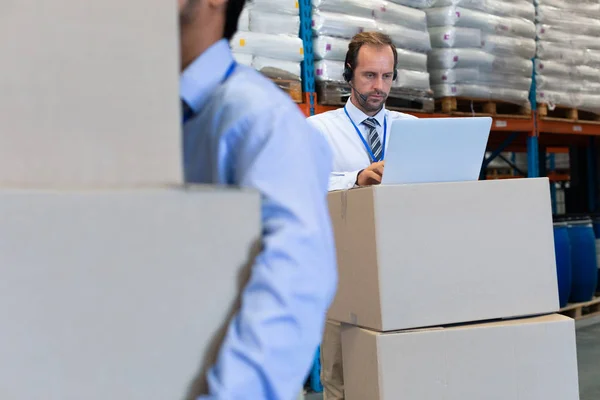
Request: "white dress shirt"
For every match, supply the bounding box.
[308,99,417,191]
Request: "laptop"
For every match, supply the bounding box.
[381,117,492,185]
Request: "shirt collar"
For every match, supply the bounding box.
[345,98,386,127]
[180,39,234,114]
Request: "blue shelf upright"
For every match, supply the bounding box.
[528,57,540,178]
[299,0,316,116]
[548,153,558,214]
[527,134,540,178]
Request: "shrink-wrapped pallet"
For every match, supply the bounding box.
[389,0,436,8]
[232,2,303,93]
[535,1,600,113]
[480,33,536,59]
[316,60,430,91]
[232,52,254,67]
[231,31,304,63]
[428,27,481,48]
[426,6,536,38]
[425,0,535,107]
[313,36,351,61]
[312,0,433,99]
[312,0,428,31]
[254,57,302,80]
[313,37,428,72]
[429,0,535,21]
[312,11,377,39]
[251,0,300,15]
[249,10,300,36]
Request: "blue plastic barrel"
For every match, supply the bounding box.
[568,218,599,303]
[593,218,600,295]
[553,222,572,308]
[593,219,600,239]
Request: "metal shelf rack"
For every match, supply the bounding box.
[294,0,597,215]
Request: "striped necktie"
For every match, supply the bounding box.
[363,117,382,162]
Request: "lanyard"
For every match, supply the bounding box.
[182,61,237,124]
[344,106,387,163]
[221,61,237,84]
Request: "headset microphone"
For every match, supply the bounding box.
[348,82,369,104]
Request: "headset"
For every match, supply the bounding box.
[342,65,398,84]
[343,41,399,83]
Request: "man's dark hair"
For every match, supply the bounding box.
[224,0,247,40]
[344,32,398,74]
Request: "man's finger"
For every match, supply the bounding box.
[372,165,384,176]
[369,161,385,176]
[366,171,382,184]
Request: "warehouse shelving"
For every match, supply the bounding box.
[299,0,316,117]
[294,0,599,214]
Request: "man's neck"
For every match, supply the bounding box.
[350,95,382,117]
[180,25,222,71]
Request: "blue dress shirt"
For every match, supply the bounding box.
[181,39,337,400]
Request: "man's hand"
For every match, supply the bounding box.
[356,161,385,186]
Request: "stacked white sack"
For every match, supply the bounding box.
[535,0,600,113]
[426,0,536,106]
[232,0,304,81]
[312,0,432,92]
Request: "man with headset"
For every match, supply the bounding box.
[309,31,417,193]
[179,0,337,399]
[308,32,416,399]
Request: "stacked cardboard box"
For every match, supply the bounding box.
[232,0,304,101]
[328,179,580,400]
[311,0,434,110]
[425,0,536,108]
[0,3,260,400]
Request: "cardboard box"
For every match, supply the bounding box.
[328,178,559,331]
[0,2,181,187]
[0,187,260,400]
[341,314,580,400]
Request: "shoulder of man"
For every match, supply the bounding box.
[387,110,419,120]
[217,65,331,153]
[307,107,346,134]
[220,65,296,116]
[307,107,345,123]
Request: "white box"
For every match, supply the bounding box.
[0,187,260,400]
[341,314,580,400]
[328,178,559,331]
[0,2,182,187]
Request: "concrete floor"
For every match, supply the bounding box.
[305,322,600,400]
[577,323,600,400]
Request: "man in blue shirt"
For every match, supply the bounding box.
[178,1,337,399]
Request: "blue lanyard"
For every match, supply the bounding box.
[221,61,237,84]
[182,61,237,124]
[344,106,387,163]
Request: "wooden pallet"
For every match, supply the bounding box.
[486,168,521,179]
[560,297,600,321]
[387,87,435,113]
[271,78,303,103]
[538,103,600,122]
[317,82,434,113]
[437,97,532,117]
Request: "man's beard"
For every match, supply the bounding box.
[179,0,199,25]
[363,91,388,112]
